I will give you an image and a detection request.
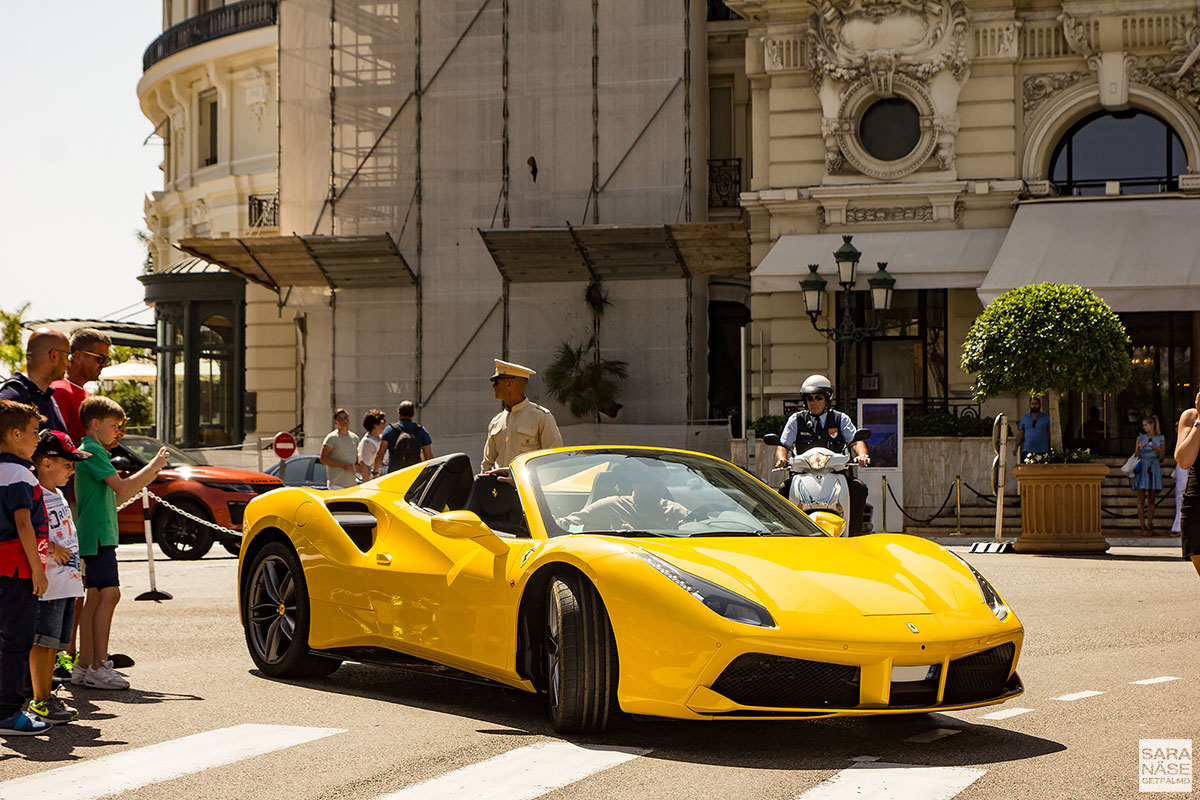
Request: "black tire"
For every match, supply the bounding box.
[243,541,341,678]
[222,539,243,557]
[154,501,215,560]
[545,572,619,733]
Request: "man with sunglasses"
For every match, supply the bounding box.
[773,374,871,535]
[0,328,71,435]
[50,329,112,446]
[481,359,562,474]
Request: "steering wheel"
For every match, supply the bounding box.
[681,503,729,523]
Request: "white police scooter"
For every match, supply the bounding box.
[762,430,871,536]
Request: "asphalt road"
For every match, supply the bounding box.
[0,542,1196,799]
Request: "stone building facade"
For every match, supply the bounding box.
[732,0,1200,452]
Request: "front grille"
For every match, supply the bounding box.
[711,653,860,708]
[942,642,1016,705]
[251,483,280,495]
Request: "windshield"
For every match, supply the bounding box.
[120,435,203,468]
[526,449,825,538]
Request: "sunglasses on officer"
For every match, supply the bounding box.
[803,393,827,402]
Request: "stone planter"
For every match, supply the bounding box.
[1011,463,1111,553]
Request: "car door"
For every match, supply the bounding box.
[365,476,527,676]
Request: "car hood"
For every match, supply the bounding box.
[157,465,281,485]
[620,534,985,617]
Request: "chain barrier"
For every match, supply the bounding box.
[962,478,1173,520]
[884,481,956,524]
[115,488,242,537]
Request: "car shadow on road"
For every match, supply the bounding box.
[253,664,1065,771]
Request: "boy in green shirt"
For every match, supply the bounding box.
[72,397,167,690]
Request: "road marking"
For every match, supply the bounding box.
[1051,690,1106,701]
[1130,676,1181,685]
[904,728,960,743]
[0,724,344,800]
[373,741,648,800]
[978,707,1034,720]
[795,762,986,799]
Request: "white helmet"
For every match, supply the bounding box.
[800,374,833,400]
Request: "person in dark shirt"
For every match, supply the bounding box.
[0,328,71,435]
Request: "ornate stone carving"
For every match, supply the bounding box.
[1059,13,1099,56]
[834,75,940,179]
[997,22,1021,60]
[1023,72,1090,124]
[1128,16,1200,107]
[935,141,955,170]
[846,205,934,223]
[241,66,269,133]
[825,145,847,174]
[804,0,971,94]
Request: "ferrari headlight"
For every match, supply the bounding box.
[951,552,1009,621]
[635,553,775,628]
[802,452,831,470]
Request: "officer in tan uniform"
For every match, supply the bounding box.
[481,359,563,473]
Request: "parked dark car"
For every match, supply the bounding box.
[264,454,329,489]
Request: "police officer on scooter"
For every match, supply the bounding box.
[773,374,871,535]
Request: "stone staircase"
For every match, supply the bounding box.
[900,456,1179,538]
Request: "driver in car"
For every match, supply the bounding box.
[557,468,689,532]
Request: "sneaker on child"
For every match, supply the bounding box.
[27,697,76,724]
[70,664,89,686]
[0,710,52,735]
[83,663,129,690]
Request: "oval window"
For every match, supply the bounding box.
[859,98,921,162]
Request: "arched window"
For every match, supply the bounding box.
[1050,110,1185,195]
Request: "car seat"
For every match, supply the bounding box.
[585,471,621,507]
[465,473,528,536]
[405,453,474,512]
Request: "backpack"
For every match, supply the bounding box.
[388,422,423,468]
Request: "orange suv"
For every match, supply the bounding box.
[113,435,283,559]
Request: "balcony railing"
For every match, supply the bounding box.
[708,158,742,208]
[248,194,278,228]
[144,0,278,72]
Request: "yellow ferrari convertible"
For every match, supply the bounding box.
[238,447,1023,733]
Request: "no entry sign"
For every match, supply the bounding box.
[273,431,297,460]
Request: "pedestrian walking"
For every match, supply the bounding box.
[1172,395,1200,580]
[373,401,431,476]
[320,408,360,489]
[1012,396,1050,462]
[357,409,387,482]
[1131,415,1165,535]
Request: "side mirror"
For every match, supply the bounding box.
[431,510,508,555]
[110,456,134,472]
[762,433,781,447]
[851,428,871,444]
[809,511,847,537]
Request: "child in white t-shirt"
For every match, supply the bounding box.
[27,431,89,725]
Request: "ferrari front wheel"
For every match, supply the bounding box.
[243,541,340,679]
[545,572,618,733]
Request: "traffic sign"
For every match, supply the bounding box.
[273,431,297,460]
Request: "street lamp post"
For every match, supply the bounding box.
[799,235,897,403]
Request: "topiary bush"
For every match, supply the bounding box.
[961,283,1130,451]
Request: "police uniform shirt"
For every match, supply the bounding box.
[780,409,857,452]
[481,398,563,472]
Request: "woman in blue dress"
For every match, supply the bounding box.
[1132,415,1165,535]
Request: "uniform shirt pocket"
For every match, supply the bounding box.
[516,418,540,449]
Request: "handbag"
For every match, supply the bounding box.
[1120,454,1139,475]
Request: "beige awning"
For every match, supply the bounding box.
[175,233,415,292]
[979,198,1200,311]
[752,228,1009,293]
[477,222,750,283]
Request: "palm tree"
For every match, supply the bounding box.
[544,336,628,421]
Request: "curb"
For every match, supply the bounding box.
[927,536,1181,548]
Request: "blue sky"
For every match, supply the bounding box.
[0,2,163,326]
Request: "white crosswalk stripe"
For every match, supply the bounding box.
[0,724,345,800]
[371,741,649,800]
[979,706,1034,720]
[794,762,986,800]
[1051,690,1106,701]
[1130,676,1181,685]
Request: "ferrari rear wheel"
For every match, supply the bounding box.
[244,541,340,678]
[545,572,618,733]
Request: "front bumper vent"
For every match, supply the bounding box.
[942,642,1016,705]
[711,653,860,708]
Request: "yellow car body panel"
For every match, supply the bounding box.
[240,446,1023,719]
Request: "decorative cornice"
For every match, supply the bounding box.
[1023,72,1091,124]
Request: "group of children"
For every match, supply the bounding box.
[0,395,167,735]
